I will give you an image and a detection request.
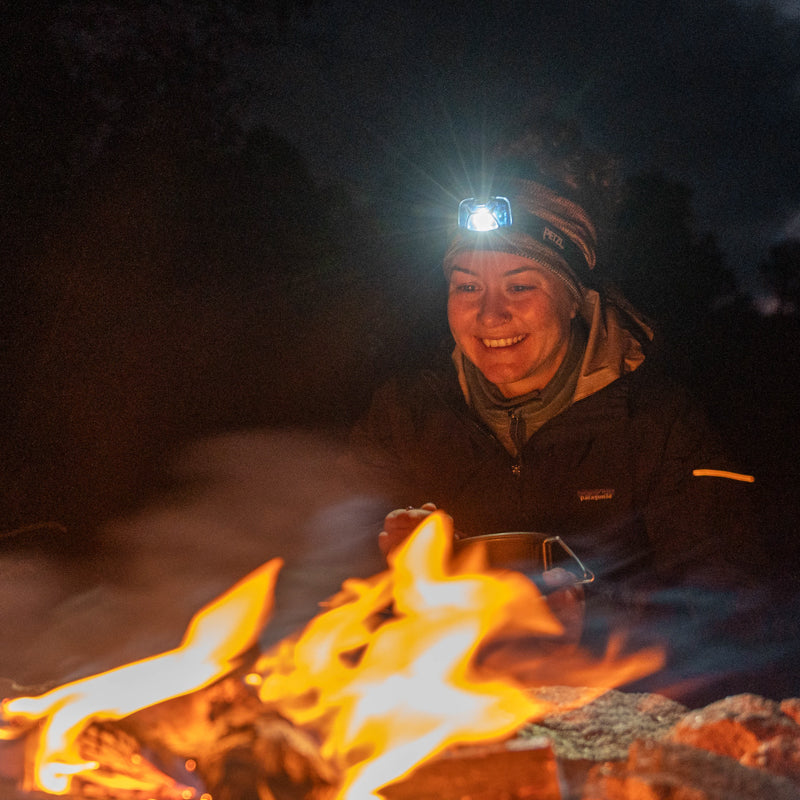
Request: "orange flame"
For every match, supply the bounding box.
[252,512,663,798]
[3,511,664,799]
[1,558,283,796]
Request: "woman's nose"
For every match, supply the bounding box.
[478,290,511,326]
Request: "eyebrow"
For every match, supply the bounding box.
[449,265,541,278]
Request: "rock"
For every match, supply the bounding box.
[520,687,687,762]
[519,689,800,799]
[583,739,800,800]
[780,697,800,725]
[740,737,800,785]
[669,693,800,785]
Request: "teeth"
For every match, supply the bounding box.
[482,335,526,348]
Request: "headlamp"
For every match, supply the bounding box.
[454,193,591,277]
[458,197,512,231]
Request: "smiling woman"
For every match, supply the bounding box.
[348,117,769,704]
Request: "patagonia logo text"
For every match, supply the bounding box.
[578,488,615,502]
[543,226,565,250]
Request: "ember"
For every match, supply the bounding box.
[2,512,663,799]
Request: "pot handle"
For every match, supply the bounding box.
[543,536,595,584]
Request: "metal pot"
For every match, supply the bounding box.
[453,532,594,585]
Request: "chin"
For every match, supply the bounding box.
[477,366,526,388]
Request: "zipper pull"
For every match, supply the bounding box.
[508,410,525,478]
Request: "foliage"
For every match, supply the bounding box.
[607,172,738,351]
[759,239,800,315]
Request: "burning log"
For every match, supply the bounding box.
[378,737,561,800]
[58,722,196,800]
[123,676,338,800]
[0,560,284,799]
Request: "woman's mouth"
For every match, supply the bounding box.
[480,334,527,349]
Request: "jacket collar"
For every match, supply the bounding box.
[574,288,653,402]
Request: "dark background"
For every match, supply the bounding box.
[1,2,799,586]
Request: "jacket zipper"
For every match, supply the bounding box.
[509,409,524,479]
[426,372,527,478]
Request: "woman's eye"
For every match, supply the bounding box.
[453,283,478,293]
[509,284,536,293]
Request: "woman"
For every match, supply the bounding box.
[349,126,766,696]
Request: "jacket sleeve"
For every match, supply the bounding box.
[637,381,766,590]
[346,378,422,510]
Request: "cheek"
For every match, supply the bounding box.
[522,297,560,330]
[447,300,470,334]
[527,293,576,337]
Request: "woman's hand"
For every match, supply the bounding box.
[378,502,443,557]
[541,566,586,647]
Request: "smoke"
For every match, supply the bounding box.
[0,429,388,689]
[577,574,799,707]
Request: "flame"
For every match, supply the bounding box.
[253,512,663,798]
[1,558,283,796]
[3,511,664,799]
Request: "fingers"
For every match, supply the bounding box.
[541,568,585,646]
[377,529,399,557]
[378,503,443,557]
[542,566,579,589]
[384,504,438,530]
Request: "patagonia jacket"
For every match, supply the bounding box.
[351,290,763,593]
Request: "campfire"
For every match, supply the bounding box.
[2,511,798,800]
[1,512,663,799]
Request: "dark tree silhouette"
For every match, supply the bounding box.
[607,172,738,367]
[759,239,800,315]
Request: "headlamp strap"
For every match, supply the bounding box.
[514,213,590,275]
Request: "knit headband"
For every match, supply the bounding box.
[443,179,598,298]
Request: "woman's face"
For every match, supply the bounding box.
[447,250,578,398]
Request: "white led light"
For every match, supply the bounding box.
[467,207,500,231]
[458,197,512,231]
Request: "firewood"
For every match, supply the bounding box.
[70,722,197,800]
[120,674,260,758]
[200,716,338,800]
[377,737,562,800]
[122,675,338,800]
